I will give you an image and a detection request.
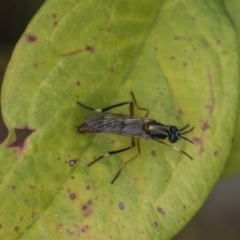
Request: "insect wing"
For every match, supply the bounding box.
[84,113,152,138]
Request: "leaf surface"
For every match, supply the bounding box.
[0,0,239,239]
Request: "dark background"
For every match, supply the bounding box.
[0,1,239,239]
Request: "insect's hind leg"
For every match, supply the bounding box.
[88,137,137,175]
[77,101,134,114]
[130,91,149,117]
[111,138,140,184]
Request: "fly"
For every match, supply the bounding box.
[77,92,194,184]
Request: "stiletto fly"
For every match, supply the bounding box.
[77,92,194,184]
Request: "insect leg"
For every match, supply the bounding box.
[78,101,135,114]
[88,137,136,169]
[111,138,140,184]
[154,139,193,160]
[130,91,149,117]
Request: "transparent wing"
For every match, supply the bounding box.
[84,113,152,137]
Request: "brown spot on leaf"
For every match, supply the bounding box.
[205,66,215,115]
[157,207,165,215]
[192,137,204,155]
[56,223,63,231]
[66,228,75,236]
[174,36,182,40]
[26,34,37,42]
[82,200,93,217]
[86,185,91,190]
[202,121,209,131]
[81,225,89,233]
[76,80,81,86]
[69,159,77,166]
[70,193,76,200]
[119,202,125,210]
[151,150,156,157]
[85,45,94,53]
[8,126,35,148]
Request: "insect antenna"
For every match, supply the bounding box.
[179,126,194,143]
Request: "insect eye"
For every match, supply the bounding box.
[169,126,178,143]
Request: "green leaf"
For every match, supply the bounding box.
[0,0,239,239]
[220,0,240,178]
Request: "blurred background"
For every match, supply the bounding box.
[0,1,239,239]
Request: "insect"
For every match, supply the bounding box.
[77,92,194,184]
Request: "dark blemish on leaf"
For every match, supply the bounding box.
[85,45,94,53]
[202,121,209,131]
[170,56,175,60]
[69,159,77,166]
[174,36,182,40]
[12,185,16,189]
[119,202,124,210]
[151,150,156,157]
[8,126,35,148]
[214,151,219,156]
[26,34,37,42]
[51,13,58,26]
[157,207,165,215]
[62,45,95,57]
[183,62,187,67]
[70,193,76,200]
[61,49,84,57]
[56,223,63,231]
[216,40,221,44]
[178,108,183,115]
[192,137,204,155]
[81,225,89,233]
[205,66,215,115]
[86,185,91,190]
[109,67,115,73]
[28,185,36,189]
[0,224,2,229]
[33,63,38,68]
[66,228,75,236]
[14,226,19,232]
[71,176,75,180]
[193,47,196,51]
[82,200,93,217]
[76,80,81,86]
